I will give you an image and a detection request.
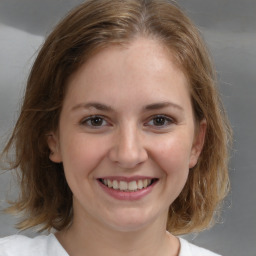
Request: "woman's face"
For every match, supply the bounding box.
[48,37,206,232]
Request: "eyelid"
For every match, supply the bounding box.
[79,114,175,130]
[144,114,175,128]
[80,115,111,128]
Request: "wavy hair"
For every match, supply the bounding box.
[1,0,232,235]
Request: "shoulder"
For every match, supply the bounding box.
[0,234,68,256]
[179,238,221,256]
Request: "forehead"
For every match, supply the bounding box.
[64,37,191,111]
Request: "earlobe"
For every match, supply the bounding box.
[189,119,207,168]
[47,133,62,163]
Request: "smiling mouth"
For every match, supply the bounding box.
[98,178,158,192]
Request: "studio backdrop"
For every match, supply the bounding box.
[0,1,255,255]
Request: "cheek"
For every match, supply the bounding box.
[151,134,193,179]
[60,134,108,178]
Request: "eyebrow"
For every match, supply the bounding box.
[71,101,184,112]
[143,102,184,112]
[71,102,114,112]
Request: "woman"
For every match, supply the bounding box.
[0,0,231,255]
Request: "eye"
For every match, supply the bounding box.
[145,115,174,128]
[80,115,109,128]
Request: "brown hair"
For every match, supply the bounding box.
[1,0,232,235]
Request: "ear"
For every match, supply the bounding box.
[47,132,62,163]
[189,119,207,169]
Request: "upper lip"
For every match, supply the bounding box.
[97,176,158,182]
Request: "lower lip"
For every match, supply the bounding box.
[97,180,157,201]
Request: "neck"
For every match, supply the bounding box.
[55,212,179,256]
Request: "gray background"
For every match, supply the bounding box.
[0,0,255,255]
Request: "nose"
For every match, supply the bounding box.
[108,125,148,169]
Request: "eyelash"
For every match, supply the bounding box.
[80,114,175,129]
[80,115,110,129]
[145,115,175,128]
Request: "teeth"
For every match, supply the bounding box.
[120,181,128,190]
[101,179,154,191]
[107,179,112,188]
[137,180,143,189]
[128,181,137,191]
[113,180,118,189]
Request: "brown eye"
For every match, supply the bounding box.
[146,115,174,128]
[90,117,104,126]
[81,115,108,128]
[153,116,167,126]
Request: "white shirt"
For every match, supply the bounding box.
[0,234,221,256]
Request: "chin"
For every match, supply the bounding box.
[103,208,161,233]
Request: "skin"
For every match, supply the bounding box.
[48,37,206,256]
